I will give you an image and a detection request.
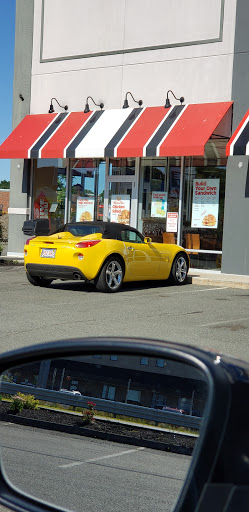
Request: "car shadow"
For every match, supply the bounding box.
[48,276,193,293]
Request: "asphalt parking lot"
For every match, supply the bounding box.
[1,265,249,362]
[0,424,189,512]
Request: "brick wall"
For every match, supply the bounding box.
[0,190,10,213]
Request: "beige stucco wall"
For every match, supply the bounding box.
[30,0,237,114]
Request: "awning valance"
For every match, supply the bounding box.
[226,108,249,156]
[0,102,232,160]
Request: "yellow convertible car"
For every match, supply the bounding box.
[23,222,189,293]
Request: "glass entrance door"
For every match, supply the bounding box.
[105,180,137,227]
[104,158,139,227]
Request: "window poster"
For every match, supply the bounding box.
[191,179,220,229]
[76,197,95,222]
[167,212,178,232]
[33,167,58,219]
[111,195,130,224]
[151,192,167,218]
[34,192,50,219]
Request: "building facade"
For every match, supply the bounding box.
[0,190,9,214]
[2,0,249,274]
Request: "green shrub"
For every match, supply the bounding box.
[24,394,39,410]
[1,374,14,383]
[10,393,39,413]
[10,394,25,413]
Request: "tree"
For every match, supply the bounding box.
[0,180,10,189]
[57,176,66,207]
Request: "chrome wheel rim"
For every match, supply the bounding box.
[175,256,187,283]
[106,260,123,290]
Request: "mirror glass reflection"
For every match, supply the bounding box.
[0,353,208,512]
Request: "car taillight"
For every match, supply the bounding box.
[25,237,35,246]
[75,240,101,248]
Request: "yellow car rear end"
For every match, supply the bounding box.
[24,232,115,282]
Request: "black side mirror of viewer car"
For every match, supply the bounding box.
[0,337,249,512]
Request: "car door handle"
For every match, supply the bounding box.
[127,246,134,251]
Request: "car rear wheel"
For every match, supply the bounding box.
[95,257,124,293]
[169,253,188,285]
[26,271,53,287]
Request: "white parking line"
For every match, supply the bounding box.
[201,317,249,328]
[58,447,145,468]
[183,287,229,293]
[158,287,229,297]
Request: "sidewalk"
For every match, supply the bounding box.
[188,268,249,290]
[1,255,249,290]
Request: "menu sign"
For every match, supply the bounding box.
[111,195,130,224]
[76,197,94,222]
[151,192,167,218]
[167,212,178,232]
[191,179,219,229]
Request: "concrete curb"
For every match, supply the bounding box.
[190,277,249,290]
[0,257,24,266]
[189,274,249,290]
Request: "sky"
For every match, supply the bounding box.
[0,0,16,183]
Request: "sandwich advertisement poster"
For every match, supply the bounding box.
[191,179,219,229]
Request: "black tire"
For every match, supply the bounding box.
[169,253,188,285]
[95,257,124,293]
[26,271,53,287]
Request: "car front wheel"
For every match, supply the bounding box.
[26,271,53,287]
[169,253,188,285]
[95,257,124,293]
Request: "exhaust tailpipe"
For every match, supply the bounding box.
[73,273,82,280]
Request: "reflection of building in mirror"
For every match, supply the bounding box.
[0,354,208,417]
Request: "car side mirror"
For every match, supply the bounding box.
[0,337,244,512]
[144,237,152,244]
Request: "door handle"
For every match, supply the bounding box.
[127,246,134,251]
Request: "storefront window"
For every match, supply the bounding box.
[32,159,67,233]
[109,158,135,175]
[182,141,227,270]
[138,158,181,242]
[69,159,105,222]
[167,159,181,241]
[138,158,167,241]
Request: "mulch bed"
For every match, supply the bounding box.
[0,402,197,455]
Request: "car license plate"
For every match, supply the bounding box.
[41,248,56,258]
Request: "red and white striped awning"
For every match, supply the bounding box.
[226,107,249,156]
[0,102,232,160]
